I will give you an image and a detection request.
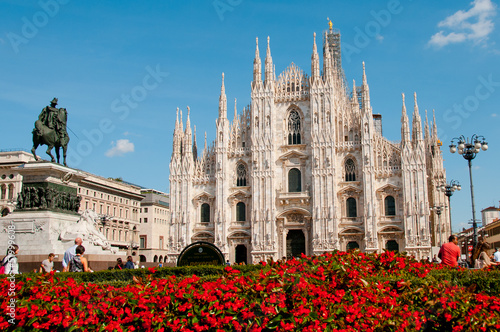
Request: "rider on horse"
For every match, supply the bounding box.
[36,98,67,138]
[32,98,70,166]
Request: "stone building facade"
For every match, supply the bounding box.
[168,26,448,264]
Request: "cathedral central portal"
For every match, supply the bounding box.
[286,229,306,259]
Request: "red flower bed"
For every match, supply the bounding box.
[1,251,500,331]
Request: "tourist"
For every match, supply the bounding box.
[134,261,140,269]
[438,235,460,267]
[62,237,82,272]
[432,254,439,263]
[40,253,55,273]
[1,244,19,274]
[225,260,231,266]
[471,238,484,266]
[115,258,124,270]
[494,247,500,263]
[124,256,134,269]
[68,245,90,272]
[475,243,499,269]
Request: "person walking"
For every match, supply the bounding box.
[438,235,461,267]
[62,237,82,272]
[40,253,55,273]
[1,244,19,274]
[68,245,90,272]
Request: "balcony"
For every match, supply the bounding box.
[277,191,310,206]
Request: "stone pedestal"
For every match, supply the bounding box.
[0,161,124,272]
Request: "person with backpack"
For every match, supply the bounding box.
[68,245,90,272]
[1,244,19,275]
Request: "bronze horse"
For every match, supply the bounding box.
[31,108,70,166]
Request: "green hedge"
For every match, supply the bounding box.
[7,264,264,284]
[368,268,500,296]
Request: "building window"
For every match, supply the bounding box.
[385,196,396,216]
[346,197,357,218]
[159,236,164,249]
[287,110,301,144]
[345,159,356,181]
[112,230,116,240]
[201,203,210,223]
[236,202,246,221]
[288,168,301,192]
[8,184,14,200]
[144,207,148,213]
[140,236,146,249]
[236,163,247,186]
[1,185,6,200]
[144,217,148,223]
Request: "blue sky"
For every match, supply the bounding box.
[1,0,499,233]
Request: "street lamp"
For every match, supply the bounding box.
[431,205,445,246]
[437,180,461,234]
[449,134,488,249]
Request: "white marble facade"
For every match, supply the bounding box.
[168,27,449,264]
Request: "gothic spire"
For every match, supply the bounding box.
[193,125,198,162]
[432,109,438,139]
[234,98,238,121]
[173,107,181,157]
[412,92,423,142]
[265,36,273,87]
[219,72,227,119]
[184,106,192,152]
[253,37,262,88]
[311,32,320,82]
[323,31,333,81]
[362,61,367,86]
[401,93,410,144]
[352,79,359,109]
[361,62,371,113]
[204,131,207,154]
[424,109,430,141]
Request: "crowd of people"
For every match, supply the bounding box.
[436,234,500,269]
[3,234,500,274]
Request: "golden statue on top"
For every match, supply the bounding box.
[328,18,333,30]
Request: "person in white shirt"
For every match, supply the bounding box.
[62,237,82,272]
[494,247,500,263]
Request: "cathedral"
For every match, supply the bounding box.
[167,24,448,264]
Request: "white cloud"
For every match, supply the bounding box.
[429,0,497,47]
[492,113,498,117]
[105,139,135,157]
[375,34,384,42]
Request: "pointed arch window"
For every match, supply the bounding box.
[288,168,301,192]
[287,110,301,145]
[346,197,357,218]
[236,163,247,186]
[345,159,356,181]
[201,203,210,223]
[236,202,246,221]
[385,196,396,216]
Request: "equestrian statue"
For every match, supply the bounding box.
[32,98,70,166]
